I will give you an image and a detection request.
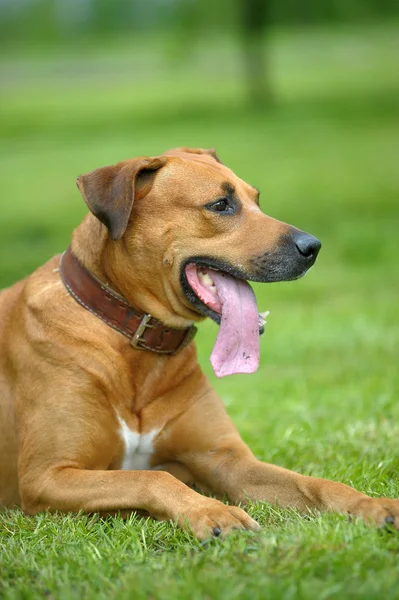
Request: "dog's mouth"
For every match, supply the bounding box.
[182,260,269,378]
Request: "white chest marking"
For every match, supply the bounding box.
[118,417,159,471]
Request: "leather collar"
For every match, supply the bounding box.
[59,247,197,354]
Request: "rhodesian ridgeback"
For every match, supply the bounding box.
[0,147,398,538]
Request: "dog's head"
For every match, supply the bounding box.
[76,148,321,376]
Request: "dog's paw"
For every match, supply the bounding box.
[179,498,260,540]
[351,497,399,529]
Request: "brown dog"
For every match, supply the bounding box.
[0,147,398,538]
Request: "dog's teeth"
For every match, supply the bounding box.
[199,272,215,287]
[259,310,270,327]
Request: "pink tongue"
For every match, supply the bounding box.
[209,271,260,378]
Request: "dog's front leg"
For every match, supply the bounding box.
[169,394,399,529]
[19,466,258,539]
[211,457,399,528]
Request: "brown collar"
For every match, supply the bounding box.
[59,247,197,354]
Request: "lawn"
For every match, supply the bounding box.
[1,23,399,600]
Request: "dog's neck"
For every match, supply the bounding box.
[71,216,201,330]
[60,244,197,355]
[71,216,109,281]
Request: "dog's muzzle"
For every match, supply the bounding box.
[250,228,321,283]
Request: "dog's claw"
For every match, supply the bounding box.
[212,527,222,537]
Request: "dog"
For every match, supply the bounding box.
[0,147,398,538]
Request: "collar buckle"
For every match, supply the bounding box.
[130,314,155,350]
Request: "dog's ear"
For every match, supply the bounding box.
[76,157,166,241]
[164,147,222,164]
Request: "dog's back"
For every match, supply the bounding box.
[0,256,88,508]
[0,281,26,507]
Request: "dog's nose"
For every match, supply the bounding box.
[293,232,321,260]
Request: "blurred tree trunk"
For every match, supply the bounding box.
[240,0,272,106]
[55,0,93,35]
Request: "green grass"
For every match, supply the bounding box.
[1,23,399,600]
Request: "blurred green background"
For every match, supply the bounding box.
[1,2,399,598]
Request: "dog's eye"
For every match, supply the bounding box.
[205,196,238,215]
[212,199,228,211]
[206,198,235,214]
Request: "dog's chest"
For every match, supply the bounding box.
[118,417,159,470]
